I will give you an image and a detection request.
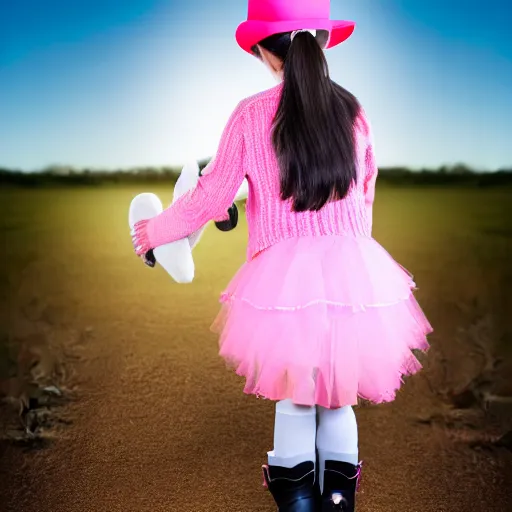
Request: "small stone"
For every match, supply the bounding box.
[43,385,62,396]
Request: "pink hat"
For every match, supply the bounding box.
[236,0,355,55]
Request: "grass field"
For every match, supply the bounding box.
[1,184,511,511]
[2,183,510,352]
[1,184,511,405]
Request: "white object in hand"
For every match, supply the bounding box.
[234,178,249,203]
[129,192,195,283]
[176,161,208,250]
[129,160,249,284]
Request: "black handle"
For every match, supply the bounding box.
[215,203,239,232]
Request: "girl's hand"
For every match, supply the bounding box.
[131,219,153,262]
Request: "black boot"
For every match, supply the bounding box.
[321,460,362,511]
[262,461,317,511]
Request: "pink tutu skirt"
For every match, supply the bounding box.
[211,235,432,408]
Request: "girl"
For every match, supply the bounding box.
[131,1,432,510]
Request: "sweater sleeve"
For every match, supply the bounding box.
[363,116,378,234]
[145,101,247,248]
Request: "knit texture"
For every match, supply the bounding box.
[146,83,378,261]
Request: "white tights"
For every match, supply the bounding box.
[267,399,359,492]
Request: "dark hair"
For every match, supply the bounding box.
[252,31,360,212]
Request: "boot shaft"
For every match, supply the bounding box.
[262,460,318,511]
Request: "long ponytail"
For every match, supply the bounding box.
[254,31,360,212]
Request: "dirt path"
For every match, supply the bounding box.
[1,187,511,511]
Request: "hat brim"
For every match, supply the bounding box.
[235,19,355,55]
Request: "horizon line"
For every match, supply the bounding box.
[2,162,511,174]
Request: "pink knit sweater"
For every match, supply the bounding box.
[145,83,378,261]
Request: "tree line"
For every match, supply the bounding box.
[1,162,511,188]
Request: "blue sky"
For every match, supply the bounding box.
[1,0,511,171]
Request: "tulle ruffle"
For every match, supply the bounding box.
[211,235,432,408]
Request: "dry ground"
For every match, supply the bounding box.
[1,185,511,511]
